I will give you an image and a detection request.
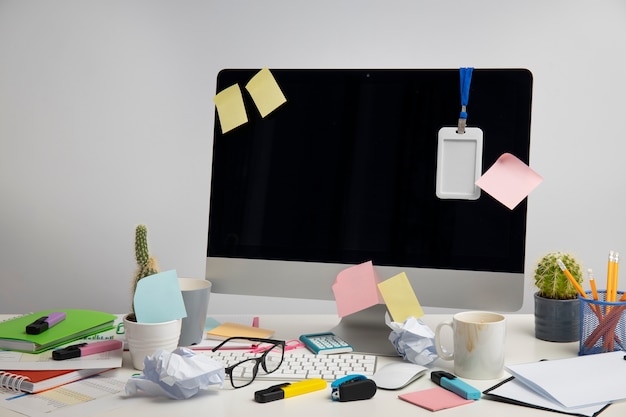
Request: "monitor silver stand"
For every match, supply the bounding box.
[330,304,399,356]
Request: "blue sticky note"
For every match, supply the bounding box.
[204,317,222,331]
[134,270,188,323]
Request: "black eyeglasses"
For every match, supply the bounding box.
[211,337,286,388]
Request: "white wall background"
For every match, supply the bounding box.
[1,0,625,315]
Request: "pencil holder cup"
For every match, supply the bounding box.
[579,290,626,356]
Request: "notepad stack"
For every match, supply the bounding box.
[0,309,120,394]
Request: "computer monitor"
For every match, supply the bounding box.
[206,68,533,355]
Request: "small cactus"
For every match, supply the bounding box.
[131,224,160,313]
[534,251,583,300]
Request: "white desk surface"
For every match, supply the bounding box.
[2,313,623,416]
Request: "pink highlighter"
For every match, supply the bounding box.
[52,340,123,360]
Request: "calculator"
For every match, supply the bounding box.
[299,332,354,355]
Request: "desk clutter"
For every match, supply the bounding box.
[0,306,478,414]
[4,312,626,417]
[0,310,123,392]
[2,251,626,415]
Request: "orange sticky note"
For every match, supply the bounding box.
[475,152,543,210]
[332,261,383,318]
[213,83,248,134]
[245,68,287,118]
[377,272,424,322]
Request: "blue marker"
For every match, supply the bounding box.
[431,371,481,400]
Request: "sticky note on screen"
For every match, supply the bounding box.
[377,272,424,322]
[214,83,248,134]
[475,153,543,210]
[245,68,287,118]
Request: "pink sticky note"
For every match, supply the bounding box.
[399,387,474,411]
[332,261,384,318]
[475,153,543,210]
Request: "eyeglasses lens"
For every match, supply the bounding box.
[226,339,284,388]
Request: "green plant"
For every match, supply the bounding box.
[131,224,160,312]
[534,251,583,300]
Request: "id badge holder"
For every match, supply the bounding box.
[435,126,483,200]
[436,67,482,200]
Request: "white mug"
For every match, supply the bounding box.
[434,311,506,380]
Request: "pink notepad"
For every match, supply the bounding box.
[399,387,474,411]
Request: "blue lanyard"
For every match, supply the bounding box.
[458,67,473,133]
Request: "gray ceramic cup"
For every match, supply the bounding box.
[178,278,212,346]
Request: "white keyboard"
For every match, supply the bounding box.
[201,350,377,381]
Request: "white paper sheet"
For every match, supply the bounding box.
[506,351,626,408]
[484,377,610,417]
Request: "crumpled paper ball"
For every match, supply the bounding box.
[125,347,225,399]
[386,313,438,366]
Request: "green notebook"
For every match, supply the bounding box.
[0,309,116,353]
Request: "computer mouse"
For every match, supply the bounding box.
[371,362,428,390]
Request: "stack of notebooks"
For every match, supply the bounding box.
[0,309,121,394]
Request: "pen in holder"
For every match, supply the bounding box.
[579,290,626,355]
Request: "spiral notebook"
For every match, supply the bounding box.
[0,368,110,393]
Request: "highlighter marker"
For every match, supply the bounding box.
[52,340,123,360]
[431,371,481,400]
[25,312,66,335]
[254,378,327,403]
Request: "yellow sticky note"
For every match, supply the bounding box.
[245,68,287,118]
[377,272,424,322]
[213,83,248,134]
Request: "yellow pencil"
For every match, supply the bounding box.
[607,251,615,302]
[557,259,589,299]
[614,252,620,300]
[588,268,599,301]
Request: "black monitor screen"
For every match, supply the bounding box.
[208,69,532,274]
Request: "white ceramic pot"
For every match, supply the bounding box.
[123,315,182,370]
